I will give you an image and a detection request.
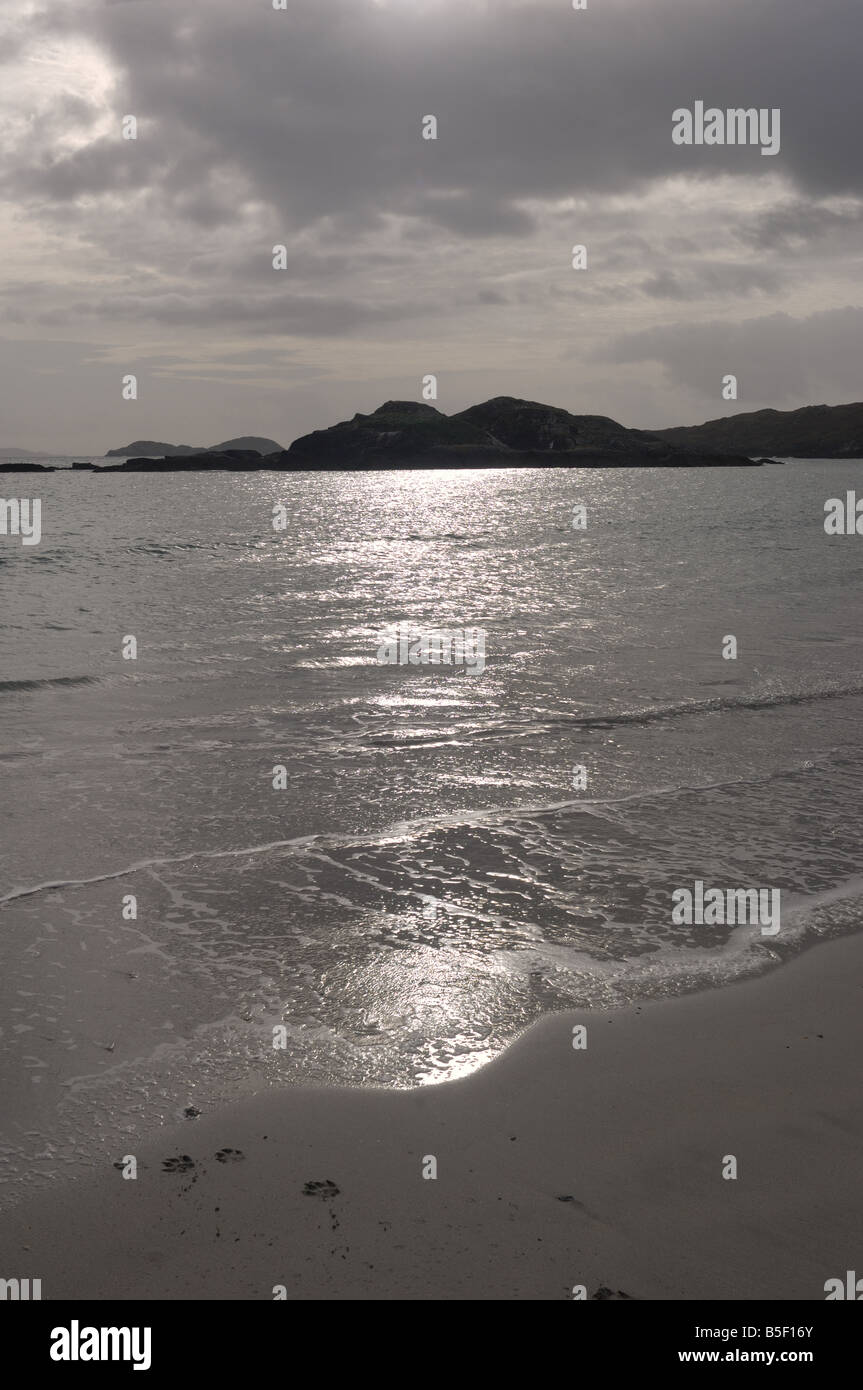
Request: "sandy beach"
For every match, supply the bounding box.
[4,0,863,1327]
[3,930,861,1301]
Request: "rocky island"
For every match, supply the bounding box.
[104,435,284,457]
[653,401,863,459]
[87,399,759,471]
[273,398,757,468]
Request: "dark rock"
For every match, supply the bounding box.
[653,401,863,459]
[453,396,667,455]
[81,400,763,472]
[99,450,264,472]
[286,397,759,468]
[0,461,57,472]
[286,400,501,467]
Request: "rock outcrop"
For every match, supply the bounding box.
[284,398,758,467]
[70,400,763,471]
[653,402,863,458]
[100,449,266,471]
[0,461,57,472]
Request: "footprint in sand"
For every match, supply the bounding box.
[303,1179,340,1199]
[214,1148,245,1163]
[162,1155,195,1173]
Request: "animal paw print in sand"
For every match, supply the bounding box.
[162,1155,195,1173]
[303,1179,340,1199]
[214,1148,245,1163]
[303,1179,341,1233]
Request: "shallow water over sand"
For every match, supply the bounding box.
[1,463,862,1198]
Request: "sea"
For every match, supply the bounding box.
[1,459,862,1202]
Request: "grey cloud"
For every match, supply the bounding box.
[2,0,863,445]
[63,289,437,335]
[417,193,536,238]
[640,262,784,299]
[15,138,161,201]
[17,0,863,231]
[739,198,863,251]
[603,305,863,406]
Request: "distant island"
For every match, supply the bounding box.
[654,401,863,458]
[10,400,755,472]
[274,399,755,469]
[5,397,863,473]
[103,435,285,457]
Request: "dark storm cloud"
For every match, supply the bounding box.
[416,193,536,239]
[16,0,863,231]
[14,138,161,200]
[3,0,863,446]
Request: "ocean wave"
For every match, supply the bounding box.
[542,679,863,730]
[0,675,98,695]
[0,742,850,911]
[360,679,863,748]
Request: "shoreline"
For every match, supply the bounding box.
[0,452,762,473]
[3,929,862,1300]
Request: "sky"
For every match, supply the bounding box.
[1,0,861,453]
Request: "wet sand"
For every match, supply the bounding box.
[3,931,862,1300]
